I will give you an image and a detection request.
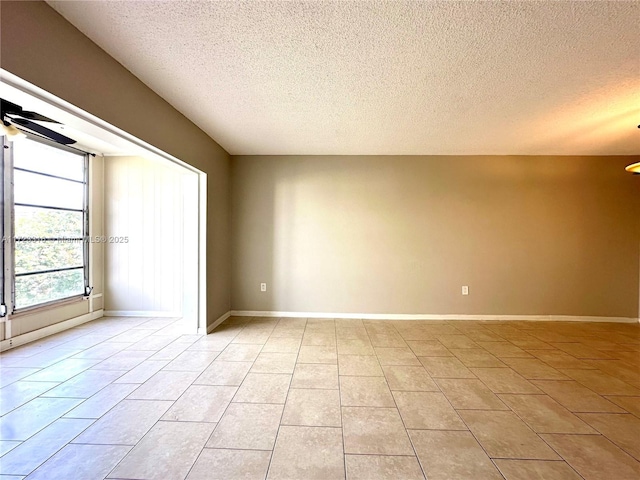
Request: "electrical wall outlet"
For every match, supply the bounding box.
[260,283,267,292]
[462,285,469,295]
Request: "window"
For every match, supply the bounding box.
[2,135,90,313]
[1,141,5,317]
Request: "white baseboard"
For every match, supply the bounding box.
[103,310,181,318]
[205,311,232,334]
[230,310,639,324]
[0,309,104,352]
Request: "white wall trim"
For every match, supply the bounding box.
[205,311,232,334]
[0,309,104,352]
[103,310,182,318]
[230,310,639,324]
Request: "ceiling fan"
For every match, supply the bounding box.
[1,98,76,145]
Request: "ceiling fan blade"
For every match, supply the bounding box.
[1,99,60,123]
[16,111,60,123]
[11,118,76,145]
[1,99,22,117]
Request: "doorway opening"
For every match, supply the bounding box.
[0,71,206,348]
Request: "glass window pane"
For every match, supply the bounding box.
[14,269,84,309]
[13,138,84,181]
[15,206,83,238]
[15,240,83,275]
[14,170,84,210]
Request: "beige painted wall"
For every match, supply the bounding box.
[0,1,231,327]
[104,155,190,315]
[231,155,640,318]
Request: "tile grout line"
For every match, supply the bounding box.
[264,316,306,479]
[2,316,639,479]
[103,317,244,480]
[179,317,256,480]
[2,322,185,454]
[333,319,349,479]
[73,321,188,479]
[388,321,445,480]
[441,321,598,480]
[0,319,177,476]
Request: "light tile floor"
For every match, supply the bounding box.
[0,316,639,479]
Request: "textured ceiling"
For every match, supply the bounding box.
[48,1,639,155]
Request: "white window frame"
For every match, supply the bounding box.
[1,134,90,315]
[1,139,7,317]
